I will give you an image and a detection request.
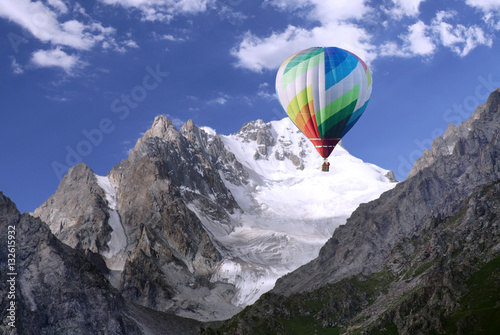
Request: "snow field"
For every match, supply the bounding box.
[200,118,397,306]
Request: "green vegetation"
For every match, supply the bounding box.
[371,322,398,335]
[441,256,500,334]
[412,259,437,277]
[280,316,341,335]
[202,269,395,335]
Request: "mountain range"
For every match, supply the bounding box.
[1,88,499,334]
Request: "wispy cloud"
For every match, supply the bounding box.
[381,10,493,58]
[164,113,187,128]
[257,83,275,101]
[152,32,186,42]
[31,48,82,73]
[0,0,115,50]
[10,57,23,74]
[99,0,215,22]
[0,0,140,73]
[382,0,427,20]
[466,0,500,13]
[207,96,229,105]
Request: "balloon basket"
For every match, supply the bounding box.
[321,159,330,172]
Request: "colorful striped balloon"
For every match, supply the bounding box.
[275,47,372,158]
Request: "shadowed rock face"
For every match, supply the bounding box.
[272,89,500,296]
[0,192,211,334]
[0,191,142,335]
[109,116,242,320]
[32,115,245,321]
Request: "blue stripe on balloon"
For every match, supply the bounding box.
[339,98,369,138]
[325,49,358,91]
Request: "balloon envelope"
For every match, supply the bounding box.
[275,47,372,158]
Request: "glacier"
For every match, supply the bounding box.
[200,118,397,307]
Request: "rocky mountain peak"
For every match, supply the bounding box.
[235,119,276,158]
[32,162,110,254]
[409,88,500,177]
[143,115,181,141]
[180,119,205,151]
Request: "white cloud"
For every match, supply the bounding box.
[0,0,143,74]
[0,0,115,50]
[467,0,500,31]
[383,0,426,19]
[405,21,436,56]
[380,21,435,57]
[232,23,374,72]
[466,0,500,13]
[47,0,68,14]
[232,0,375,72]
[152,32,186,42]
[266,0,368,22]
[233,0,498,71]
[124,39,139,48]
[432,12,492,56]
[31,48,80,73]
[263,0,309,11]
[208,96,228,105]
[379,41,407,57]
[257,82,275,101]
[10,57,24,74]
[381,11,493,58]
[99,0,215,22]
[216,4,248,23]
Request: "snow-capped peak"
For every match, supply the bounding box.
[202,118,397,306]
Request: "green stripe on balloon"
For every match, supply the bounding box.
[340,99,369,138]
[281,51,323,91]
[316,84,359,128]
[318,99,358,138]
[283,47,322,75]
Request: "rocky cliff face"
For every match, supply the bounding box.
[32,163,111,254]
[204,88,500,334]
[33,115,244,321]
[0,192,204,335]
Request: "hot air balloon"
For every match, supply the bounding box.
[275,47,372,171]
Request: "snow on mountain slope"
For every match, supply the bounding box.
[201,118,397,306]
[95,174,128,287]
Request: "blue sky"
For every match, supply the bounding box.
[1,0,499,213]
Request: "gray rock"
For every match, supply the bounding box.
[108,115,242,321]
[32,163,111,254]
[0,192,205,335]
[34,115,244,322]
